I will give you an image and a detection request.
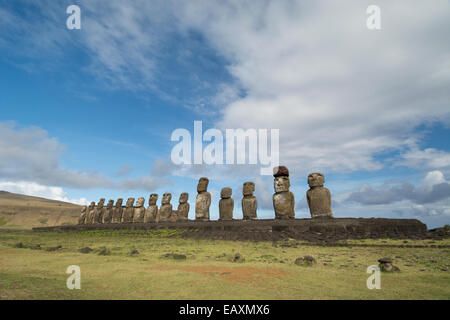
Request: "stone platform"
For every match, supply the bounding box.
[33,218,427,242]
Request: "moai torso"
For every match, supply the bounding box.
[177,193,190,221]
[273,166,295,219]
[122,198,135,223]
[94,198,105,224]
[159,193,173,222]
[78,206,87,224]
[103,200,114,224]
[145,194,158,223]
[87,202,96,224]
[219,187,234,220]
[112,198,123,223]
[242,182,257,220]
[307,173,333,218]
[133,197,146,223]
[195,177,211,221]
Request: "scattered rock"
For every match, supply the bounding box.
[79,247,93,254]
[98,247,111,255]
[233,253,245,262]
[29,244,41,250]
[46,245,62,252]
[295,255,317,266]
[129,249,140,255]
[378,257,392,264]
[162,253,186,260]
[14,242,24,248]
[378,257,400,272]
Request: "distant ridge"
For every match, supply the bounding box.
[0,191,81,229]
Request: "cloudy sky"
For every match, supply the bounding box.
[0,0,449,227]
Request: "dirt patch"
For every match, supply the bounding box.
[150,264,287,283]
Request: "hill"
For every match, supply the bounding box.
[0,191,81,229]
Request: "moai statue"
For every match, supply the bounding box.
[195,177,211,221]
[144,194,158,223]
[94,198,105,224]
[272,166,295,219]
[133,197,146,223]
[159,193,173,222]
[78,206,87,224]
[112,198,123,223]
[307,173,333,218]
[103,200,114,224]
[219,187,234,220]
[87,201,96,224]
[122,197,135,223]
[177,193,190,221]
[242,182,257,220]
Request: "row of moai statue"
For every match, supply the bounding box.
[78,166,333,224]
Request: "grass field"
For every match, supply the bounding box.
[1,229,449,299]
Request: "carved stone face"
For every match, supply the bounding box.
[162,193,172,205]
[98,198,105,207]
[115,198,123,207]
[274,176,290,193]
[81,206,87,213]
[107,200,114,208]
[136,197,145,207]
[126,198,135,208]
[179,192,188,203]
[148,194,158,205]
[308,173,324,188]
[221,187,232,199]
[197,177,209,193]
[243,182,255,196]
[89,201,95,209]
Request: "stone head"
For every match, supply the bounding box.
[89,201,95,209]
[98,198,105,207]
[136,197,145,207]
[179,192,189,203]
[148,194,158,205]
[115,198,123,208]
[273,166,289,178]
[197,177,209,193]
[162,193,172,205]
[274,176,290,193]
[243,182,255,196]
[308,173,325,188]
[126,197,135,208]
[81,206,87,213]
[221,187,232,199]
[107,200,114,208]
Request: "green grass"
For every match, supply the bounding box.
[0,230,449,299]
[0,217,7,226]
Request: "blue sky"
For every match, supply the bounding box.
[0,0,449,228]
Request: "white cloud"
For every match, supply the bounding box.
[0,181,88,205]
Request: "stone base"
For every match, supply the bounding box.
[33,218,427,241]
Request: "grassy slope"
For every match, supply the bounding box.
[0,230,449,299]
[0,191,81,229]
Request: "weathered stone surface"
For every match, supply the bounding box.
[273,168,295,219]
[87,201,96,224]
[177,192,190,221]
[78,206,87,225]
[307,173,333,219]
[195,177,211,221]
[98,247,110,255]
[242,182,257,220]
[133,197,146,223]
[159,193,172,222]
[378,257,400,272]
[112,198,123,223]
[103,200,114,224]
[94,198,105,224]
[295,255,317,266]
[122,198,135,223]
[79,247,93,254]
[273,165,289,177]
[145,194,158,223]
[219,187,234,220]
